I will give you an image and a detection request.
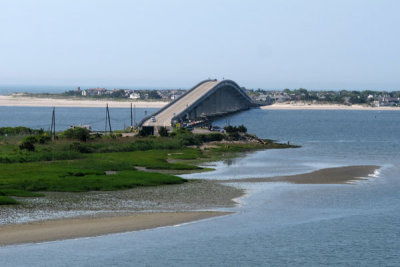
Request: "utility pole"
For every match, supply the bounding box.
[130,103,133,131]
[134,104,136,127]
[51,107,56,140]
[104,104,113,135]
[107,104,112,134]
[105,104,108,135]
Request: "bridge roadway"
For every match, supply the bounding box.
[142,80,219,127]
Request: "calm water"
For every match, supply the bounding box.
[1,109,400,266]
[0,106,159,131]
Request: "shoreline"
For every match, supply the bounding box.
[0,211,230,246]
[222,165,380,184]
[0,95,167,108]
[260,103,400,110]
[0,165,380,245]
[0,180,244,225]
[1,95,399,110]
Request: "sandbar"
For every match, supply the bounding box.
[260,103,400,111]
[0,211,230,246]
[0,95,167,108]
[222,165,380,184]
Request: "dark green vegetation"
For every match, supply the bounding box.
[224,125,247,134]
[0,196,18,205]
[0,126,297,205]
[0,127,44,136]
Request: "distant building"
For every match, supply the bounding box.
[82,88,107,96]
[129,93,140,99]
[70,125,92,131]
[274,95,290,103]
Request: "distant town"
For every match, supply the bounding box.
[63,87,187,101]
[246,88,400,107]
[18,86,400,107]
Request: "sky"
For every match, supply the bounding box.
[0,0,399,90]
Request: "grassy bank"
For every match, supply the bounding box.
[0,127,297,204]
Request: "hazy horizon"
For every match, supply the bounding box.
[1,0,399,91]
[0,81,399,94]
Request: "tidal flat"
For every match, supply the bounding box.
[0,180,243,225]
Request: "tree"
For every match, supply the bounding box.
[224,125,235,133]
[237,125,247,133]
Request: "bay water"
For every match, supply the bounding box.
[0,106,158,131]
[0,108,399,266]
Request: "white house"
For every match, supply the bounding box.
[129,93,140,99]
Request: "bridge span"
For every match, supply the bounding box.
[139,79,256,129]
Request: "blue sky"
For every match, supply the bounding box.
[0,0,399,90]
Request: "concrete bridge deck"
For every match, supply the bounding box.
[140,79,255,128]
[142,80,218,127]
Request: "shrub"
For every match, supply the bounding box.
[19,139,35,151]
[224,125,235,133]
[0,156,12,163]
[63,127,90,142]
[226,132,241,141]
[0,196,18,205]
[70,142,93,153]
[24,136,38,144]
[195,133,225,143]
[224,125,247,133]
[158,127,169,137]
[38,134,51,144]
[0,127,44,136]
[176,133,200,146]
[138,129,148,137]
[237,125,247,133]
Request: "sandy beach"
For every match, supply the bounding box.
[0,211,230,246]
[0,95,167,108]
[260,103,400,110]
[1,95,399,111]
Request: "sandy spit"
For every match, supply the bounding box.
[0,180,243,246]
[222,165,380,184]
[0,95,167,108]
[0,180,244,225]
[0,211,230,246]
[260,103,400,111]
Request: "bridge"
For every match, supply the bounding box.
[139,79,256,130]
